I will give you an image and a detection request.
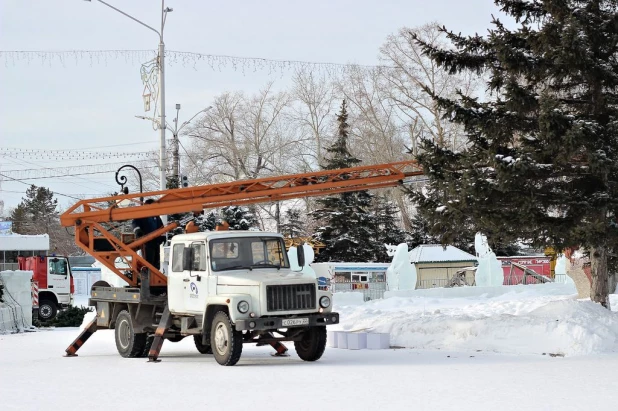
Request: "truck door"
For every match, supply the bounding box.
[168,243,187,314]
[186,242,208,314]
[48,257,71,304]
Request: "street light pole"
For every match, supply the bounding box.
[85,0,172,199]
[158,1,167,195]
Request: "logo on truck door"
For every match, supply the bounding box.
[190,282,199,298]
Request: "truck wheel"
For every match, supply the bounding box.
[294,326,327,362]
[194,335,212,354]
[114,310,147,358]
[140,335,155,358]
[38,300,57,321]
[211,311,243,366]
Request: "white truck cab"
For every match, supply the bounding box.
[90,230,339,366]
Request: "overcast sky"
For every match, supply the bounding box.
[0,0,505,212]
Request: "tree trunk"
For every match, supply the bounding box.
[589,246,611,309]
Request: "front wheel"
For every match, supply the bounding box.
[38,300,58,321]
[211,311,243,366]
[294,326,327,362]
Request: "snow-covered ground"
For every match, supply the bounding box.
[1,284,618,410]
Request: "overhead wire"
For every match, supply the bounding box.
[0,173,83,201]
[1,156,118,193]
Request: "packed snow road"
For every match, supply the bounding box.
[3,284,618,410]
[1,327,618,411]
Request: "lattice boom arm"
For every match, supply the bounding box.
[60,160,422,226]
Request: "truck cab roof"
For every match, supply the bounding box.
[171,231,284,243]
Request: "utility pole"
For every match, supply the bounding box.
[171,104,181,188]
[139,105,212,188]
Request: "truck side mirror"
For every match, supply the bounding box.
[297,244,305,268]
[183,248,194,271]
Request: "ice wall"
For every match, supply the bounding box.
[0,270,33,333]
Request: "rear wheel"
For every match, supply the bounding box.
[211,311,243,366]
[139,335,154,358]
[38,300,57,321]
[114,310,147,358]
[294,326,327,362]
[194,334,213,354]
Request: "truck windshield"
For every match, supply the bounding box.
[209,237,290,272]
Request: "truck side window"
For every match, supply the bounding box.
[191,243,206,271]
[49,259,67,275]
[172,244,184,272]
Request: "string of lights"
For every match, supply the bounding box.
[0,148,151,161]
[0,50,394,75]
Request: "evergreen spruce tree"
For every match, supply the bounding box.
[196,206,258,231]
[280,208,306,238]
[221,206,258,230]
[10,185,59,235]
[413,0,618,307]
[9,204,29,234]
[312,100,380,262]
[372,195,408,262]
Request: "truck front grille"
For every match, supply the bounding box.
[266,283,316,312]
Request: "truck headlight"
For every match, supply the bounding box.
[237,300,250,314]
[319,296,331,308]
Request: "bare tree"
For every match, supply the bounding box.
[290,68,337,169]
[188,84,298,181]
[380,23,480,152]
[335,66,415,231]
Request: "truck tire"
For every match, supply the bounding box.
[211,311,243,366]
[294,326,327,362]
[114,310,147,358]
[140,335,155,358]
[194,334,212,354]
[38,300,57,321]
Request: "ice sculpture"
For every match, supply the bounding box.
[474,233,504,287]
[386,243,417,290]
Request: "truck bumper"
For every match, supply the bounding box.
[235,312,340,331]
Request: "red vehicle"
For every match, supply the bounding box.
[18,256,74,320]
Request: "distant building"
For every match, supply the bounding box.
[409,245,477,289]
[0,233,49,271]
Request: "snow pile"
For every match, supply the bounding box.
[79,309,97,330]
[334,283,618,356]
[333,292,365,307]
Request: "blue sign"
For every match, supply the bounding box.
[0,221,12,235]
